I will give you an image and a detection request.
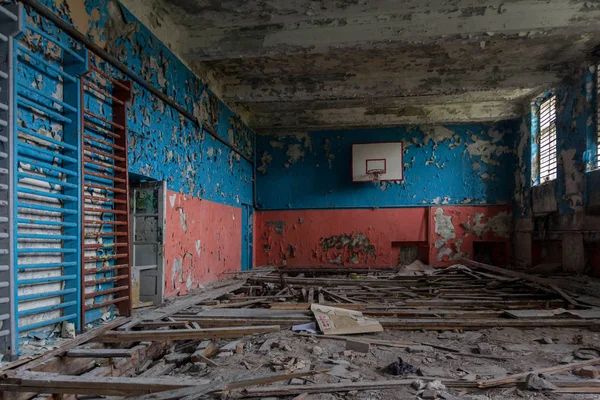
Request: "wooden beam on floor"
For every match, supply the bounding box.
[2,317,132,377]
[97,325,280,342]
[66,348,134,358]
[477,358,600,388]
[0,372,210,396]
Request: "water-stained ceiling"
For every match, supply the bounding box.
[122,0,600,133]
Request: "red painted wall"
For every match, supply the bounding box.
[165,190,242,297]
[255,206,511,268]
[429,206,512,266]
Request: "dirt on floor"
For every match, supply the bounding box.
[158,326,600,399]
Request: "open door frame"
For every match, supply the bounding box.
[130,180,166,308]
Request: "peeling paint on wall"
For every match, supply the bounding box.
[165,191,242,297]
[434,208,455,243]
[515,65,597,218]
[256,123,518,209]
[42,0,254,208]
[319,232,376,265]
[430,206,512,264]
[30,1,254,306]
[255,206,511,267]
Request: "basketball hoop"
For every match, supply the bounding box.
[366,168,384,184]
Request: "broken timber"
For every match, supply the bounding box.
[97,325,280,342]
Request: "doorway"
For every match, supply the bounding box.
[129,179,166,308]
[242,204,253,271]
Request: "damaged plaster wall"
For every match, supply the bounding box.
[256,123,518,209]
[255,206,512,267]
[35,0,254,302]
[514,64,600,273]
[430,206,512,266]
[254,123,516,267]
[165,192,241,297]
[255,208,428,267]
[43,0,254,203]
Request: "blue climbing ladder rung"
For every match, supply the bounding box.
[12,4,87,354]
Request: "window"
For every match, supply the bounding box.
[538,95,557,183]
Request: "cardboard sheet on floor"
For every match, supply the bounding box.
[310,304,383,335]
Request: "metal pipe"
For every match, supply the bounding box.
[18,0,253,164]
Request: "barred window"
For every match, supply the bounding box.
[538,95,557,183]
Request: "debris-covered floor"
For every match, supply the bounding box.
[4,261,600,399]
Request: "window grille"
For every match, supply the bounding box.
[539,95,557,183]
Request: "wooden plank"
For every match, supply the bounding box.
[0,372,210,396]
[224,369,332,390]
[293,333,509,360]
[477,358,600,388]
[98,325,280,342]
[194,309,311,318]
[236,379,433,397]
[567,309,600,319]
[137,361,176,378]
[503,309,566,319]
[125,369,332,400]
[461,258,597,300]
[366,309,504,318]
[4,317,132,376]
[379,318,595,330]
[547,283,582,307]
[117,319,142,331]
[66,348,133,358]
[320,288,359,304]
[191,340,218,362]
[293,332,417,347]
[317,287,325,304]
[460,259,548,284]
[269,303,367,311]
[169,318,308,328]
[140,280,246,321]
[200,298,270,309]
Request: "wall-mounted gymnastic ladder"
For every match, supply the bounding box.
[7,5,134,356]
[80,59,132,325]
[11,3,87,349]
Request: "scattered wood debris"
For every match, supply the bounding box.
[5,262,600,399]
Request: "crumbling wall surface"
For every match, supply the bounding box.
[255,209,428,267]
[255,122,518,209]
[165,191,242,296]
[430,206,512,266]
[36,1,254,292]
[255,206,511,267]
[514,64,600,272]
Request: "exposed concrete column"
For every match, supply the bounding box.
[514,232,532,269]
[514,218,533,269]
[562,233,585,273]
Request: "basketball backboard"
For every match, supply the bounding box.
[351,142,403,183]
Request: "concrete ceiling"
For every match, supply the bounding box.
[123,0,600,133]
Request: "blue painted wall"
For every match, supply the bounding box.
[256,123,520,210]
[31,0,254,208]
[17,0,255,331]
[515,65,598,217]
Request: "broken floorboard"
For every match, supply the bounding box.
[6,265,600,400]
[97,325,281,342]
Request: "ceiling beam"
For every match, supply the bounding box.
[179,0,600,61]
[221,69,561,103]
[250,100,523,132]
[242,89,537,114]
